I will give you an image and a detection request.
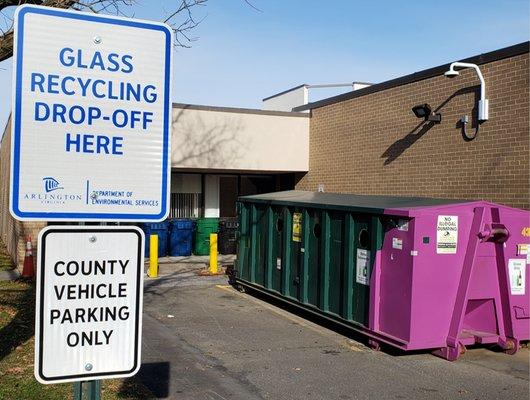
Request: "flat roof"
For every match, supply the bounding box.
[172,103,309,118]
[293,41,529,112]
[239,190,472,213]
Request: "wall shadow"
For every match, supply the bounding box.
[381,86,479,165]
[382,121,436,165]
[171,106,245,169]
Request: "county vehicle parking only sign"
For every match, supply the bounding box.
[35,226,144,383]
[10,5,172,221]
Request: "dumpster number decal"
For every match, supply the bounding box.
[292,213,302,242]
[508,259,526,295]
[356,249,370,285]
[436,216,458,254]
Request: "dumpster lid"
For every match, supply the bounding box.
[238,190,475,215]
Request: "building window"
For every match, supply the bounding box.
[170,193,200,219]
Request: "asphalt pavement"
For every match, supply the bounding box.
[137,256,530,400]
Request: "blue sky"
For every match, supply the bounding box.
[0,0,528,129]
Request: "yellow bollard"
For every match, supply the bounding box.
[149,234,158,278]
[209,233,218,275]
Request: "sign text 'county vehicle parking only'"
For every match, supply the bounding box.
[35,226,144,384]
[10,5,173,221]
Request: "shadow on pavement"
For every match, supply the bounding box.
[239,283,430,358]
[120,362,170,399]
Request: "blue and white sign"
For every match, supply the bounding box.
[10,5,172,221]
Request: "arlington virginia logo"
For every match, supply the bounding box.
[43,177,63,193]
[22,177,82,205]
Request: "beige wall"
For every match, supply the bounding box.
[171,106,309,172]
[297,52,530,210]
[0,118,46,271]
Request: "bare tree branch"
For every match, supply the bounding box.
[0,0,257,62]
[0,28,12,61]
[0,1,38,13]
[243,0,262,13]
[0,0,212,62]
[0,0,77,62]
[164,0,207,48]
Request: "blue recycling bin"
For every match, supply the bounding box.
[142,221,169,258]
[169,219,195,256]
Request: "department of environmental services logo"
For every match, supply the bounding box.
[43,177,63,193]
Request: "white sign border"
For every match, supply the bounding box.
[35,225,145,384]
[10,4,172,222]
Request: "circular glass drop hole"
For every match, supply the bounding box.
[313,223,321,238]
[358,228,370,248]
[276,218,284,232]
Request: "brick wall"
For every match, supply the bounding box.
[0,119,46,271]
[297,52,530,210]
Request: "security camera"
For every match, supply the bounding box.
[444,70,460,78]
[444,62,488,121]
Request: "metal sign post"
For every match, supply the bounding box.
[73,380,102,400]
[72,223,103,400]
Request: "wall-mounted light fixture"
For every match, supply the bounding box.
[412,103,442,123]
[444,62,489,121]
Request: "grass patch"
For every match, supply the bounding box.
[0,280,155,399]
[0,280,68,400]
[0,239,15,271]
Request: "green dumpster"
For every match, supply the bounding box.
[234,191,384,329]
[194,218,219,255]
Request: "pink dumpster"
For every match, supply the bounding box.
[372,200,529,360]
